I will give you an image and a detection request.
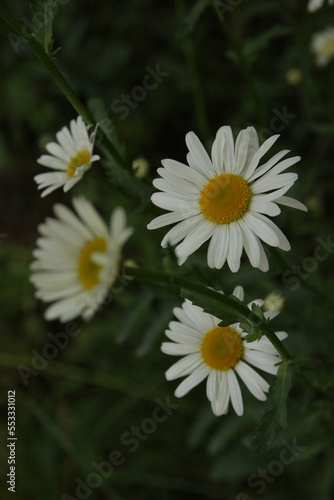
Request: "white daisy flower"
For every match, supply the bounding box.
[34,116,100,197]
[308,0,333,12]
[161,286,288,417]
[311,26,334,67]
[30,197,133,322]
[147,126,307,272]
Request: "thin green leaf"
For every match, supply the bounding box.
[241,303,266,342]
[30,0,60,57]
[181,287,251,324]
[251,361,299,452]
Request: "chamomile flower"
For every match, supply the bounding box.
[30,197,133,322]
[308,0,333,12]
[34,116,100,197]
[161,286,287,417]
[311,27,334,67]
[148,126,307,272]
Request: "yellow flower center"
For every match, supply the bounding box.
[67,150,91,178]
[201,326,243,370]
[78,237,107,290]
[322,36,334,58]
[199,173,251,224]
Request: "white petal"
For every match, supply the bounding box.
[45,142,69,161]
[250,199,281,217]
[174,365,210,398]
[185,132,215,177]
[206,370,217,401]
[155,169,201,194]
[243,135,280,180]
[211,371,230,416]
[53,203,93,240]
[175,220,215,264]
[235,361,269,400]
[161,214,204,248]
[219,126,235,172]
[151,192,196,212]
[257,237,269,272]
[234,129,250,174]
[227,370,244,416]
[153,178,199,199]
[241,126,259,175]
[168,320,204,340]
[211,130,226,174]
[207,224,229,269]
[37,155,67,170]
[165,353,203,380]
[182,300,217,332]
[275,196,308,211]
[44,291,88,322]
[248,149,290,182]
[263,310,280,320]
[40,183,65,198]
[243,350,280,375]
[63,176,82,192]
[251,212,291,251]
[110,206,127,241]
[161,342,200,356]
[147,210,198,230]
[251,173,297,194]
[242,212,279,247]
[34,171,68,186]
[232,286,244,301]
[165,328,202,344]
[161,159,207,186]
[227,223,243,273]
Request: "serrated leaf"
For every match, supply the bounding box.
[87,98,152,207]
[241,303,266,342]
[87,98,125,157]
[30,0,60,57]
[251,361,299,452]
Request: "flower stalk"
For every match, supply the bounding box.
[124,266,292,362]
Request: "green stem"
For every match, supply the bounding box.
[0,5,123,162]
[175,0,211,143]
[0,4,154,205]
[211,2,267,125]
[124,266,292,361]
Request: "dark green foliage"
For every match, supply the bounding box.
[1,0,334,499]
[30,0,60,57]
[251,361,299,452]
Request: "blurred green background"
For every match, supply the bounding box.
[1,0,334,499]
